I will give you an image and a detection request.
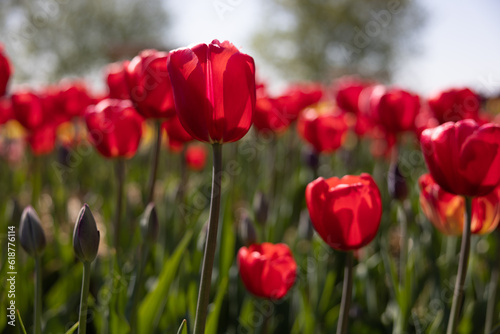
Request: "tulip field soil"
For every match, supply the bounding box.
[1,125,498,334]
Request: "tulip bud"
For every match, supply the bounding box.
[387,162,408,201]
[301,147,319,171]
[73,204,100,263]
[140,203,159,243]
[238,214,257,246]
[19,206,46,257]
[253,192,269,225]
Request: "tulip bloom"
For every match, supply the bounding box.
[59,81,92,118]
[369,85,421,134]
[419,174,500,235]
[126,49,176,119]
[237,243,297,299]
[11,90,46,131]
[0,45,11,97]
[306,174,382,251]
[420,119,500,197]
[253,86,291,134]
[105,61,131,100]
[297,106,349,154]
[185,145,208,171]
[0,96,13,125]
[167,40,256,143]
[428,88,480,124]
[27,124,57,156]
[334,77,369,115]
[162,115,193,152]
[85,99,144,159]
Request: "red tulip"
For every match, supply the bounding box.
[420,119,500,197]
[428,88,480,124]
[369,85,421,134]
[0,97,13,125]
[419,174,500,235]
[334,77,370,115]
[253,85,291,134]
[306,174,382,251]
[0,45,11,97]
[105,61,131,100]
[237,242,297,299]
[126,49,175,119]
[185,144,208,171]
[85,99,144,159]
[167,40,256,143]
[27,124,57,156]
[297,106,349,154]
[59,81,92,118]
[162,115,193,152]
[11,90,45,131]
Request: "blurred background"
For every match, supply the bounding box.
[1,0,500,96]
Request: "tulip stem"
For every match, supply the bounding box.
[34,256,42,334]
[193,143,223,334]
[129,242,149,334]
[447,196,472,334]
[114,159,125,253]
[147,121,162,203]
[337,251,354,334]
[78,261,91,334]
[177,146,188,203]
[485,241,500,334]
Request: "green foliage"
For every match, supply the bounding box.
[253,0,425,82]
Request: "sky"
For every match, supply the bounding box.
[167,0,500,97]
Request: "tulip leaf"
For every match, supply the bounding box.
[219,196,235,278]
[17,310,27,334]
[176,319,188,334]
[138,231,193,333]
[64,322,79,334]
[206,276,229,334]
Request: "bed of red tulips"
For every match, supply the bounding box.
[1,40,500,334]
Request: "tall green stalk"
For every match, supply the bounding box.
[114,159,125,252]
[193,143,223,334]
[34,256,42,334]
[78,262,91,334]
[147,121,162,203]
[337,251,354,334]
[447,197,472,334]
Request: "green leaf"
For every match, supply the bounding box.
[219,197,235,279]
[206,276,229,334]
[176,319,187,334]
[17,310,27,334]
[64,322,79,334]
[138,231,193,333]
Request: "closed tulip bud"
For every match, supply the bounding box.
[140,203,159,243]
[238,214,257,246]
[387,162,408,201]
[73,204,100,263]
[253,192,269,225]
[19,206,46,257]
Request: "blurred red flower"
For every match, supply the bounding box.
[126,49,176,119]
[105,61,131,100]
[85,99,144,159]
[167,40,256,143]
[306,174,382,251]
[334,76,370,115]
[185,144,208,171]
[0,45,11,97]
[369,85,421,135]
[237,242,297,299]
[162,114,193,152]
[419,174,500,235]
[253,84,291,134]
[11,90,46,131]
[0,96,13,125]
[297,106,348,154]
[420,119,500,197]
[27,124,57,156]
[59,81,92,118]
[428,88,480,124]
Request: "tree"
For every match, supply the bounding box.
[253,0,425,83]
[0,0,170,83]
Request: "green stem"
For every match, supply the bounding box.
[485,256,500,333]
[193,143,223,334]
[34,256,42,334]
[114,159,125,253]
[177,146,188,203]
[447,196,472,334]
[130,242,149,334]
[337,251,354,334]
[147,121,162,203]
[78,261,92,334]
